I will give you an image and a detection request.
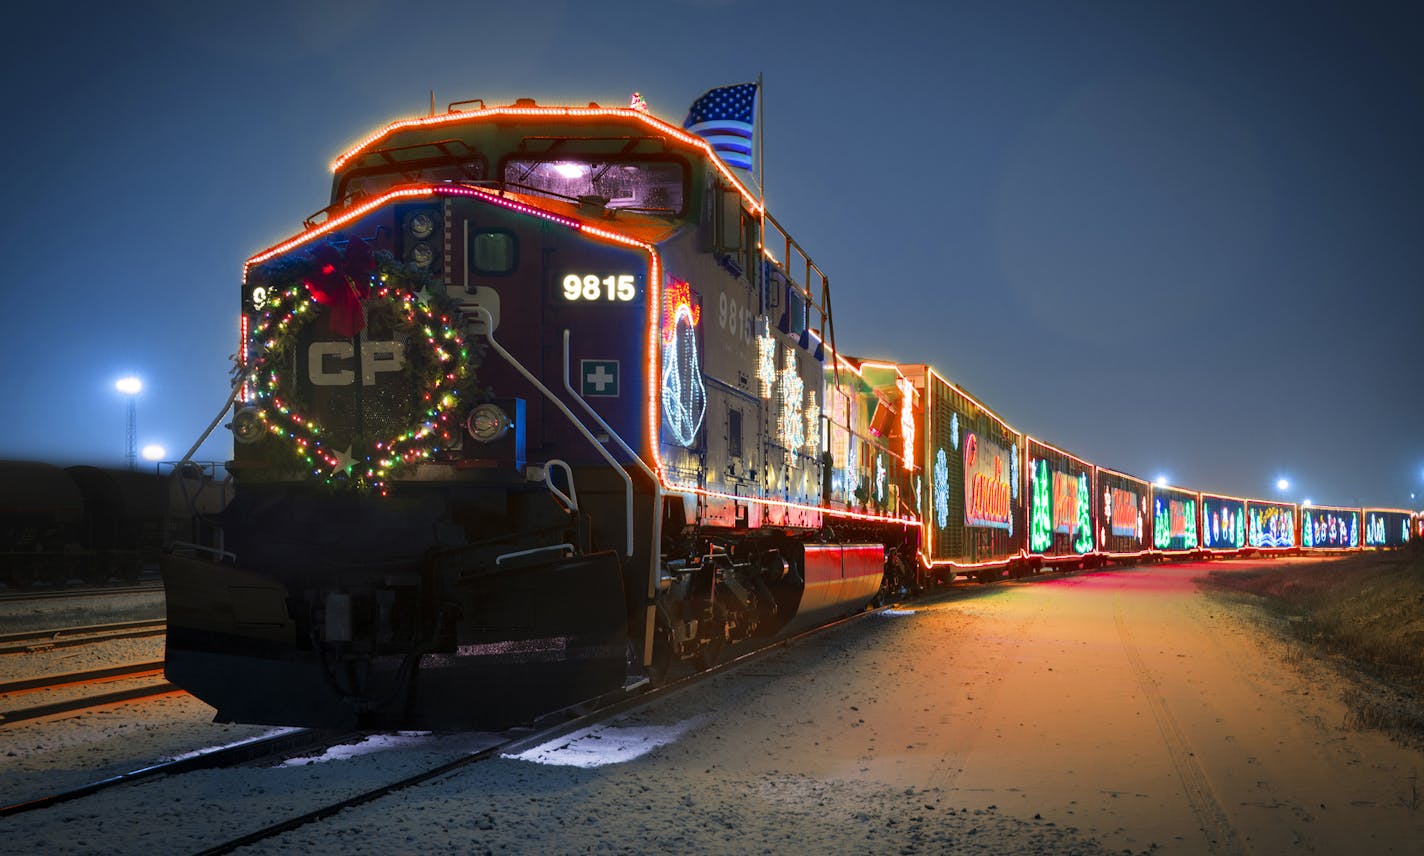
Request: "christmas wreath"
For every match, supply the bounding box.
[243,239,477,492]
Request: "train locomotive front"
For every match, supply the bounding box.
[162,100,906,729]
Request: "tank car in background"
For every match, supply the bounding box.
[0,460,225,587]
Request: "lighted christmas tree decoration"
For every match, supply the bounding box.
[1030,459,1052,551]
[934,448,950,529]
[1073,472,1093,554]
[661,278,707,447]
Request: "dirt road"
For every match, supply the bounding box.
[41,559,1417,854]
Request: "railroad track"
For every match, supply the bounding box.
[0,582,164,604]
[190,603,898,855]
[0,619,166,655]
[0,660,178,726]
[0,727,349,817]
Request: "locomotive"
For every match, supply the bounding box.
[161,93,1416,731]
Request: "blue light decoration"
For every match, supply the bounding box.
[1248,504,1295,548]
[1201,496,1246,550]
[1302,508,1360,549]
[660,278,706,447]
[1364,511,1412,548]
[1010,442,1019,501]
[950,413,960,451]
[933,447,950,528]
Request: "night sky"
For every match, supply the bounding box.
[1,1,1420,508]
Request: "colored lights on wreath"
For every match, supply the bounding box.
[660,278,707,447]
[243,245,472,492]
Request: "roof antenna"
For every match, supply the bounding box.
[429,90,435,117]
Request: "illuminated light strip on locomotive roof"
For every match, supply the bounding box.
[327,104,765,217]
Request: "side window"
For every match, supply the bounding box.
[469,229,517,276]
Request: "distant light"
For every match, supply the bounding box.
[552,161,586,179]
[1276,478,1290,492]
[115,376,142,395]
[1303,498,1313,507]
[1154,475,1168,487]
[141,444,165,461]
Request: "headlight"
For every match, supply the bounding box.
[466,403,511,443]
[407,242,435,269]
[408,211,437,240]
[231,407,264,444]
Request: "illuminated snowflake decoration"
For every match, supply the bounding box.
[875,453,887,505]
[755,317,776,398]
[933,448,950,529]
[843,439,860,499]
[660,278,706,447]
[1010,441,1019,500]
[949,413,959,450]
[803,389,820,454]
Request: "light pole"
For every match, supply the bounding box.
[115,377,142,470]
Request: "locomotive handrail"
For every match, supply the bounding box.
[468,307,634,556]
[561,329,664,669]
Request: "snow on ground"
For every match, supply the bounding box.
[5,562,1424,854]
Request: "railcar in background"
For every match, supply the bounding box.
[1095,466,1152,563]
[1300,504,1362,551]
[1024,437,1097,570]
[1363,508,1413,550]
[1245,498,1298,554]
[897,364,1024,583]
[1198,492,1249,558]
[1151,482,1201,558]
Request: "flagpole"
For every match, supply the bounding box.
[756,72,764,208]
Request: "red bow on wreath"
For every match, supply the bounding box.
[305,240,374,338]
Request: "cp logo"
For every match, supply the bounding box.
[308,340,405,386]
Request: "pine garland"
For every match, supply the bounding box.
[245,245,478,493]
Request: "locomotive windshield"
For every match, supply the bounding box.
[503,157,685,214]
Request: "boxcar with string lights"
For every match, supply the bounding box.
[160,93,1410,731]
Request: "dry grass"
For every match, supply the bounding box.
[1203,545,1424,748]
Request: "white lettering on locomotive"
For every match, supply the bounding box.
[308,340,406,386]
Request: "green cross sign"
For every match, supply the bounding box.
[581,360,619,397]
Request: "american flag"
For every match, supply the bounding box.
[683,82,758,170]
